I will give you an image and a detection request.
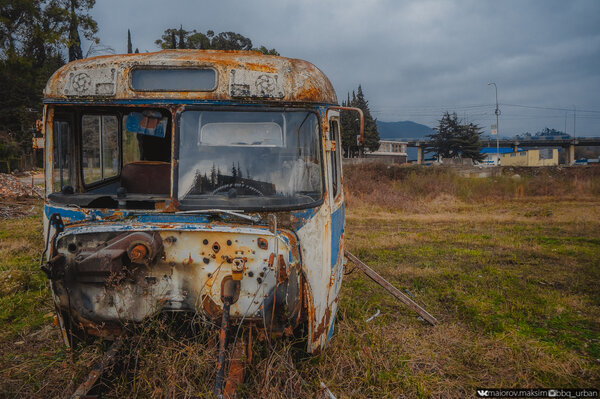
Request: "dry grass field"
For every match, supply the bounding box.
[1,165,599,398]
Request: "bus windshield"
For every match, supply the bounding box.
[178,110,323,210]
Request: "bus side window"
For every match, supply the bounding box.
[82,115,119,185]
[53,120,72,192]
[329,120,341,198]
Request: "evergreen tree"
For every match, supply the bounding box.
[426,112,484,162]
[127,29,132,54]
[210,163,217,186]
[178,25,185,49]
[340,85,379,157]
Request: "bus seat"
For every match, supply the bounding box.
[121,161,171,194]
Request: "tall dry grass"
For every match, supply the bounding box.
[343,164,600,212]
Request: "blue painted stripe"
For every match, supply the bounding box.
[330,204,345,270]
[326,311,337,341]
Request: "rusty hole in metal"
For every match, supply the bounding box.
[212,242,220,253]
[67,243,77,253]
[203,257,210,264]
[256,277,263,284]
[203,239,209,245]
[257,238,268,250]
[226,239,232,246]
[248,271,254,277]
[220,276,240,303]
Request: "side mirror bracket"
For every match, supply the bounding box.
[326,106,365,145]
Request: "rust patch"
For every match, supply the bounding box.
[257,237,268,250]
[313,307,331,343]
[267,253,275,269]
[183,252,193,265]
[164,197,180,213]
[277,254,288,284]
[202,295,221,316]
[243,62,277,73]
[223,339,246,398]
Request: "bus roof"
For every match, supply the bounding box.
[43,50,338,105]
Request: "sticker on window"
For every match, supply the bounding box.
[125,111,167,138]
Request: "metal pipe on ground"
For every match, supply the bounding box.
[345,251,438,326]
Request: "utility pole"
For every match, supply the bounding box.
[488,82,500,166]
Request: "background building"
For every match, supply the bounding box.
[365,140,408,163]
[501,148,559,166]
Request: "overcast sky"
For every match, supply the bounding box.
[87,0,600,137]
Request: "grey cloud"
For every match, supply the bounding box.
[87,0,600,136]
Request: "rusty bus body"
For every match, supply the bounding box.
[41,50,362,366]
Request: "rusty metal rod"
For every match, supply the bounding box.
[345,251,438,326]
[70,337,123,399]
[213,298,232,397]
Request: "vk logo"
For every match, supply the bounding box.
[477,390,489,397]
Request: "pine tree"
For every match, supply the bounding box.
[426,112,484,162]
[178,25,186,49]
[210,163,217,186]
[127,29,132,54]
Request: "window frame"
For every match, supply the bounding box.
[173,105,326,211]
[52,117,74,192]
[129,66,218,92]
[80,112,121,188]
[328,118,342,199]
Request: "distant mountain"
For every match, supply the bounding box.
[376,120,435,140]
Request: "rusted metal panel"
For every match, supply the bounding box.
[294,203,332,352]
[48,225,299,323]
[43,50,337,105]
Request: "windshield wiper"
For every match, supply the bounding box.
[176,209,261,223]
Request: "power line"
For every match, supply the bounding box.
[500,103,600,113]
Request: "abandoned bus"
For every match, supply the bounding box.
[41,49,363,391]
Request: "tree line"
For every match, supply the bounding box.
[0,0,97,158]
[153,26,278,55]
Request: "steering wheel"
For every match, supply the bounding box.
[211,182,265,197]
